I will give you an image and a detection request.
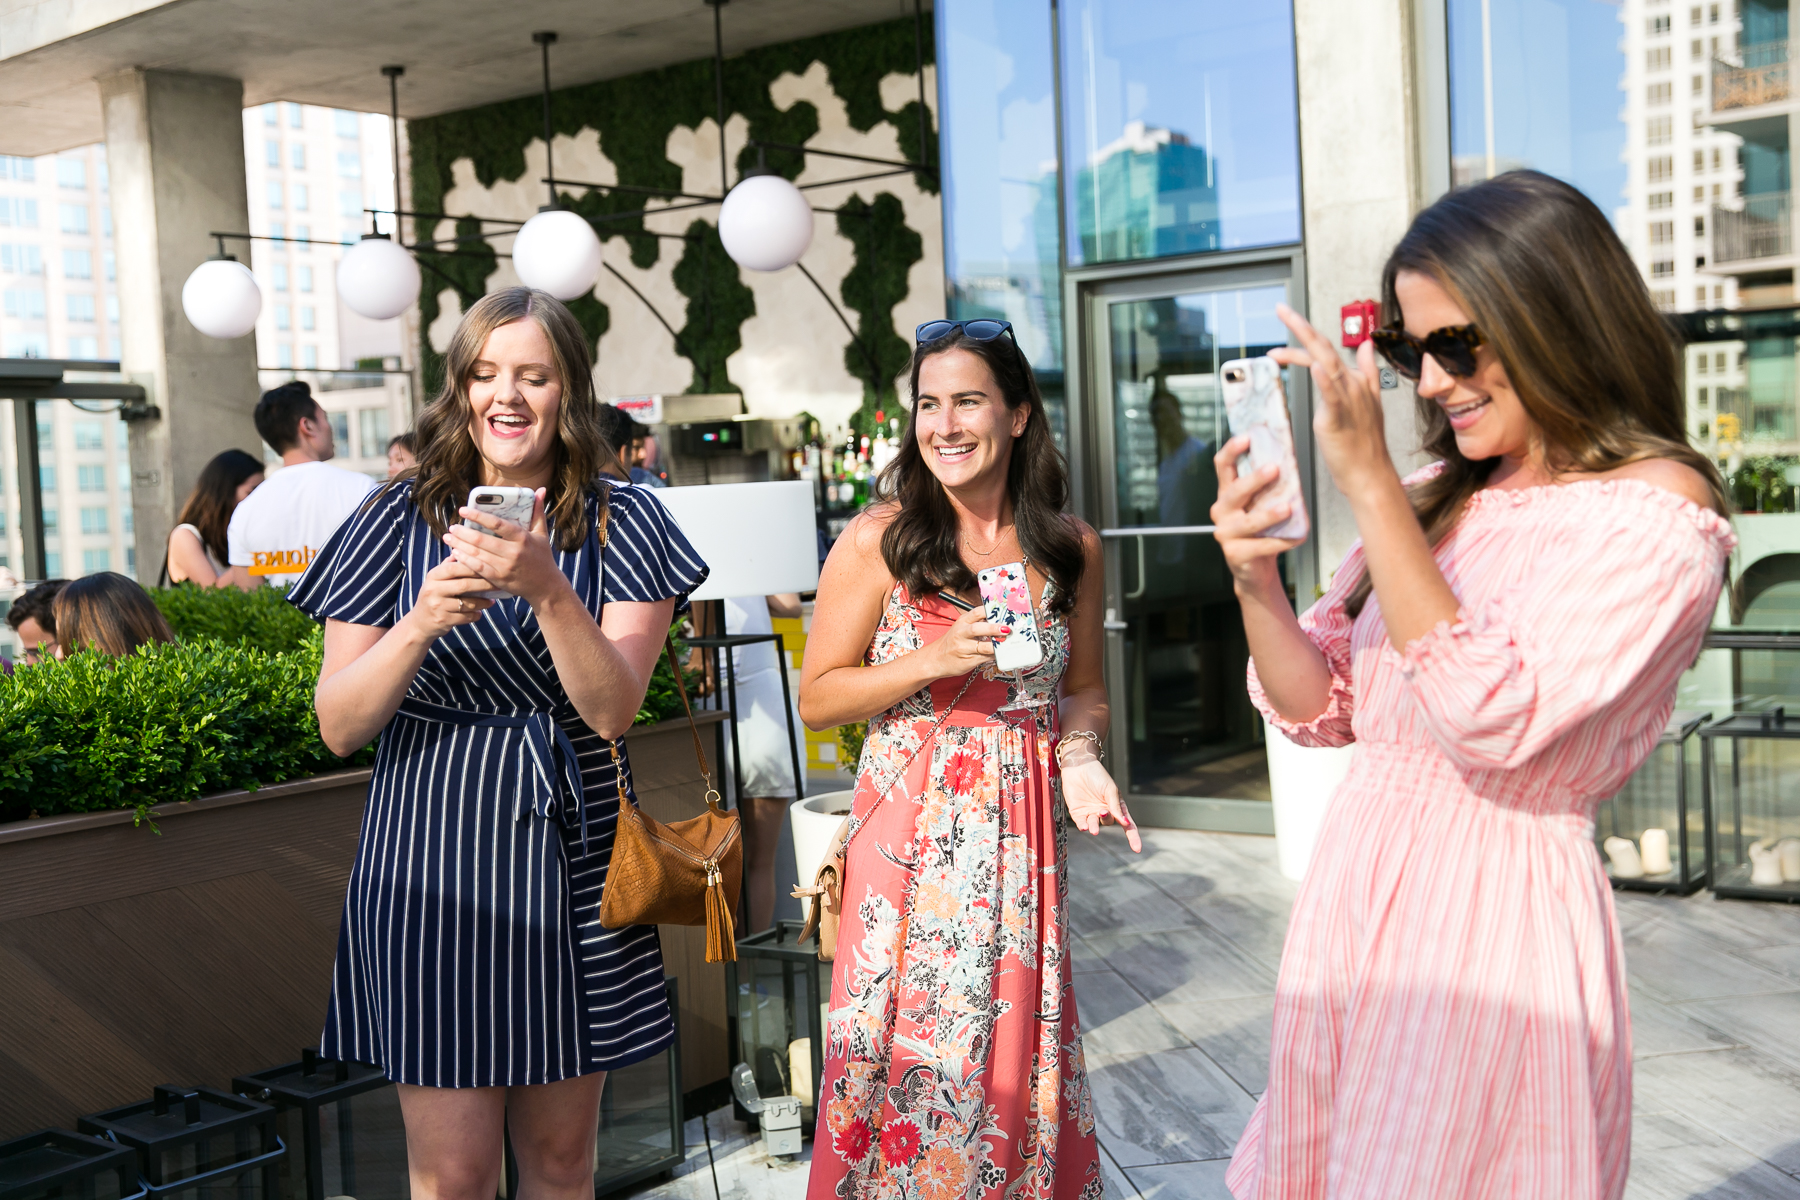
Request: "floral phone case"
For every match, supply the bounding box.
[977,561,1044,673]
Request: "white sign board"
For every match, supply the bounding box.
[610,394,664,425]
[655,480,820,601]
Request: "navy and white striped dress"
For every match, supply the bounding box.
[288,479,709,1087]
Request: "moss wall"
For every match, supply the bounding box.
[407,17,937,433]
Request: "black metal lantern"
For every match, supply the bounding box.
[0,1128,140,1200]
[76,1086,282,1200]
[1594,709,1710,894]
[728,920,830,1132]
[498,977,684,1199]
[231,1052,404,1200]
[1702,708,1800,901]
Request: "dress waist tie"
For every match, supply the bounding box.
[395,697,590,854]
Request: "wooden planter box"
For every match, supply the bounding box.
[0,710,732,1139]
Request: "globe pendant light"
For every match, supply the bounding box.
[511,208,603,300]
[181,256,262,339]
[719,173,814,272]
[337,234,421,320]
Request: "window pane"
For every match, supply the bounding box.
[82,548,108,573]
[335,109,360,138]
[73,421,102,450]
[56,157,85,189]
[294,184,309,212]
[291,143,306,171]
[940,0,1066,443]
[359,407,389,456]
[1060,0,1300,265]
[62,249,91,279]
[58,203,88,235]
[329,410,350,449]
[1447,0,1626,208]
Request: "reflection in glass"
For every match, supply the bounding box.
[1446,0,1624,204]
[1109,286,1287,801]
[938,0,1066,442]
[1059,0,1300,266]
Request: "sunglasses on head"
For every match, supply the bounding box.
[916,319,1020,350]
[1368,323,1485,380]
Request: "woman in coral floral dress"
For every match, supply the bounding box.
[799,321,1141,1200]
[1213,171,1733,1199]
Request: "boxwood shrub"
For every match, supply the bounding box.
[0,584,701,825]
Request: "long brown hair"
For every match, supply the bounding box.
[408,287,609,551]
[173,449,264,567]
[54,573,175,657]
[877,331,1086,615]
[1345,170,1727,617]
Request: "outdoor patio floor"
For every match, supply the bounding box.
[627,826,1800,1200]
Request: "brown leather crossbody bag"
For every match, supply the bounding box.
[597,632,743,963]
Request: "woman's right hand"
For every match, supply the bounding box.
[1211,435,1306,594]
[403,557,496,640]
[921,602,1005,679]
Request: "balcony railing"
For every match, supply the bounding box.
[1714,39,1790,111]
[1714,193,1794,265]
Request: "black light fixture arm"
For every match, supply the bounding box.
[534,31,559,206]
[748,140,935,176]
[382,65,405,237]
[794,261,884,401]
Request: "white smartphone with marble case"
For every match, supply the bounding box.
[464,485,535,599]
[1221,355,1310,542]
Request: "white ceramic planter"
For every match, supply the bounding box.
[1264,720,1355,883]
[791,790,855,883]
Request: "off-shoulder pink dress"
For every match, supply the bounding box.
[1225,478,1734,1200]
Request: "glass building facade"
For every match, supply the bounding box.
[939,0,1303,830]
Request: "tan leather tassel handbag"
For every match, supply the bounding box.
[598,633,743,963]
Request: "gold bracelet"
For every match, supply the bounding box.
[1056,730,1104,765]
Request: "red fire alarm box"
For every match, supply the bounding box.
[1340,299,1380,348]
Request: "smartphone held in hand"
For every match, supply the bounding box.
[463,485,535,599]
[1221,355,1310,541]
[977,561,1045,673]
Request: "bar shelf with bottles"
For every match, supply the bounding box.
[795,416,905,544]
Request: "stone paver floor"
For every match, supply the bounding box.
[625,827,1800,1200]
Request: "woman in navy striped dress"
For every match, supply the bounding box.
[290,287,707,1200]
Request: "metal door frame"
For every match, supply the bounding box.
[1069,248,1314,833]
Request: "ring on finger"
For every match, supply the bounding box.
[458,597,467,613]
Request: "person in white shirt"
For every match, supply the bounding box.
[222,382,377,590]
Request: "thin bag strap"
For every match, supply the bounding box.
[663,630,725,814]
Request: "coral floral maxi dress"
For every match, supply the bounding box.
[1226,478,1734,1200]
[807,583,1103,1200]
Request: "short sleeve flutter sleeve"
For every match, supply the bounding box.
[287,481,411,626]
[1246,544,1362,747]
[601,484,710,609]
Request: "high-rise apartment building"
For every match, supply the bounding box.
[0,106,401,659]
[1620,0,1747,448]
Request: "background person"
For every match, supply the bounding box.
[1213,171,1731,1200]
[223,381,376,590]
[7,579,67,665]
[798,319,1138,1200]
[594,403,664,487]
[290,287,707,1200]
[53,573,176,657]
[387,432,417,477]
[162,449,265,587]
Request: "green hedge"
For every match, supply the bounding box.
[0,631,362,826]
[152,582,317,654]
[1,584,699,824]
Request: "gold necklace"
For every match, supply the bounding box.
[964,526,1014,557]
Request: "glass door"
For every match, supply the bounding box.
[1087,266,1307,832]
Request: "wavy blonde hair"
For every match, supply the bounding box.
[407,287,608,551]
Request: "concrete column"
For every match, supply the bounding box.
[1292,0,1449,579]
[100,69,260,582]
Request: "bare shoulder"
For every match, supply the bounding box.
[1601,458,1717,510]
[819,505,897,596]
[1063,514,1103,560]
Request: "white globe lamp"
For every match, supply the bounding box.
[719,173,814,272]
[181,257,262,339]
[511,208,603,300]
[337,234,421,320]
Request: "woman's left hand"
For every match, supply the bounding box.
[1269,302,1396,497]
[1060,754,1142,853]
[443,488,571,608]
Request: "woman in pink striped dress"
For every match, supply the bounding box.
[1213,171,1733,1199]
